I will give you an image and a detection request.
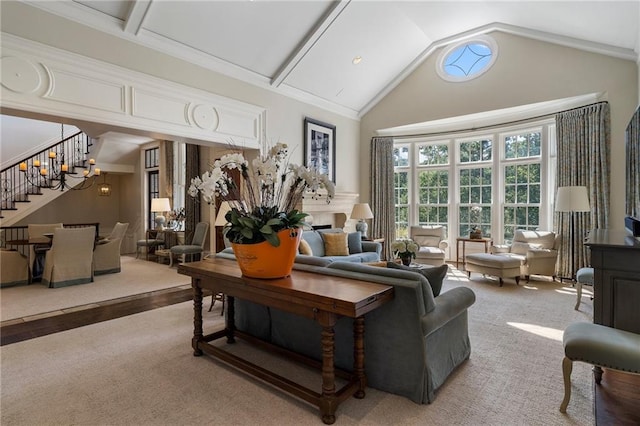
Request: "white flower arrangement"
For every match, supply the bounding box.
[391,238,420,260]
[470,205,483,231]
[188,142,335,246]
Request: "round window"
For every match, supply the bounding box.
[436,35,498,82]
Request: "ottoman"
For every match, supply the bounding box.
[465,253,521,286]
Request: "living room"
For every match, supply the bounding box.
[1,1,639,424]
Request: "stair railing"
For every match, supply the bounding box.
[0,131,94,214]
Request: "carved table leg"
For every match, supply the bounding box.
[226,295,236,344]
[353,316,366,399]
[192,279,203,356]
[318,311,337,425]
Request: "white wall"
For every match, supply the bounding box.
[360,31,639,230]
[0,116,79,168]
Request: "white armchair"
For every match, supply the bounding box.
[94,222,129,275]
[409,225,448,266]
[1,249,29,287]
[27,223,63,279]
[42,227,96,288]
[491,230,559,281]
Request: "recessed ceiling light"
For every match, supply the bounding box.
[352,56,362,65]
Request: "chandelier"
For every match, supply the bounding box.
[19,124,100,192]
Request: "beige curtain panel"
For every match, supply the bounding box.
[370,137,395,261]
[555,102,610,278]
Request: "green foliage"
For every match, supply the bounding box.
[225,207,308,246]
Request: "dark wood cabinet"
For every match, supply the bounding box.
[585,229,640,333]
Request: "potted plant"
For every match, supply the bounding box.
[391,238,420,266]
[188,142,334,278]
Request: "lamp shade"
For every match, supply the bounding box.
[215,201,232,226]
[555,186,591,212]
[151,198,171,212]
[351,203,374,220]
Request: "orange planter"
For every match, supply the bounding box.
[231,228,302,279]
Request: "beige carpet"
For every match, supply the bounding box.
[0,267,595,425]
[0,256,190,322]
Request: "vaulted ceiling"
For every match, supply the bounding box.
[25,0,640,118]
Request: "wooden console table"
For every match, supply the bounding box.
[178,258,393,424]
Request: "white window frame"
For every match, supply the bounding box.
[393,118,555,249]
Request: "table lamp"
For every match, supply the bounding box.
[351,203,374,239]
[151,198,171,230]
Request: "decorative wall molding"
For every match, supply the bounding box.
[0,33,265,148]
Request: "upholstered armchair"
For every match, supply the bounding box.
[491,230,559,281]
[42,227,96,288]
[94,222,129,275]
[27,222,63,278]
[1,249,29,287]
[409,225,448,266]
[169,222,209,267]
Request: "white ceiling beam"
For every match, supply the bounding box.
[123,0,152,35]
[271,0,351,88]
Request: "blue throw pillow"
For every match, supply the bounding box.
[348,232,363,254]
[386,262,448,297]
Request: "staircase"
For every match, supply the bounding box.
[0,131,96,226]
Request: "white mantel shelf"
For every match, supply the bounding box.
[300,192,360,230]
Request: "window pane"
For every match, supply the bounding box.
[459,139,492,163]
[503,132,541,159]
[418,144,449,165]
[145,147,159,169]
[417,169,449,229]
[395,206,409,238]
[444,42,493,78]
[394,146,410,167]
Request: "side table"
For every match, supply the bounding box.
[456,237,493,269]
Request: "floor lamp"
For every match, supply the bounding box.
[555,186,591,281]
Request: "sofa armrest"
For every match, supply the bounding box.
[491,244,510,254]
[362,241,382,256]
[294,255,333,267]
[420,286,476,337]
[526,248,557,259]
[215,248,237,261]
[438,241,449,250]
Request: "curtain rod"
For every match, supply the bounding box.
[386,101,608,140]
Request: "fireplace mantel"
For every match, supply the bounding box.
[299,192,360,231]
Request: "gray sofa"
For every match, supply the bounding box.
[219,228,381,266]
[298,228,381,264]
[215,250,476,404]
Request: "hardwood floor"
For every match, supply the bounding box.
[0,285,196,346]
[1,286,637,425]
[594,369,640,425]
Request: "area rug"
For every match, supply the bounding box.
[0,267,594,425]
[0,256,190,322]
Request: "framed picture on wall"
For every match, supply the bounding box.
[304,117,336,183]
